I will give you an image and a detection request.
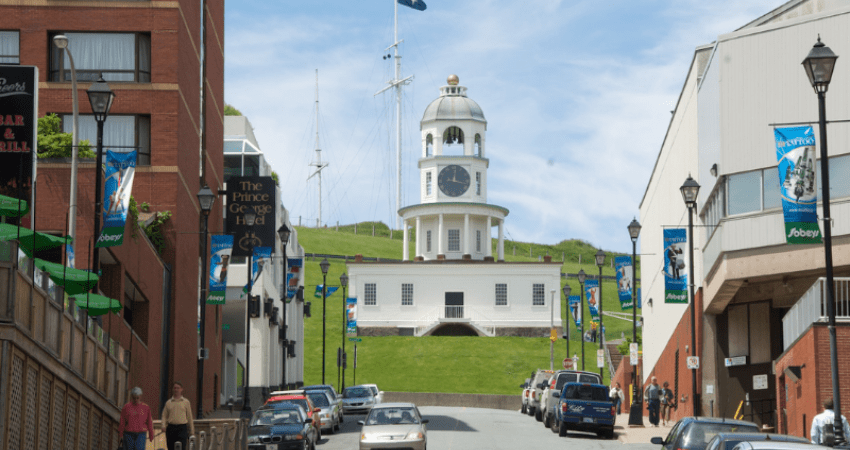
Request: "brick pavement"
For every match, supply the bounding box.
[614,413,674,444]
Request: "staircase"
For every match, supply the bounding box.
[606,340,624,377]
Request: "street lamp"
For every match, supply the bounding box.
[320,258,330,384]
[562,284,571,366]
[278,224,291,389]
[578,269,587,370]
[241,208,257,417]
[340,272,349,391]
[86,76,115,284]
[627,218,643,427]
[195,185,215,418]
[53,35,81,265]
[595,250,605,379]
[680,175,700,416]
[802,36,844,445]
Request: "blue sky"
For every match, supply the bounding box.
[223,0,771,253]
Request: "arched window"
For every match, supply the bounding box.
[475,134,483,157]
[426,134,433,157]
[442,127,464,155]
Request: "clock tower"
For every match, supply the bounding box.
[398,75,508,261]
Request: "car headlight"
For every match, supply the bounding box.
[405,431,424,440]
[365,398,374,404]
[247,436,261,444]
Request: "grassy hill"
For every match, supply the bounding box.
[294,222,641,394]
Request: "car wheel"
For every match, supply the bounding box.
[340,413,344,423]
[535,408,543,422]
[550,416,559,433]
[527,406,534,416]
[543,411,551,428]
[558,421,567,437]
[521,403,527,414]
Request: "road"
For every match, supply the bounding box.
[316,406,659,450]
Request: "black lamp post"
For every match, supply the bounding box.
[681,175,700,417]
[595,250,605,379]
[562,284,571,365]
[195,185,215,418]
[241,208,257,417]
[627,218,643,427]
[578,269,587,370]
[340,272,349,391]
[86,75,115,285]
[278,224,291,389]
[803,36,844,445]
[320,258,330,384]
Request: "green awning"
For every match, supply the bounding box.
[0,223,70,257]
[71,293,122,316]
[33,258,99,295]
[0,194,28,217]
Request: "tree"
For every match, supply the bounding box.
[36,113,95,159]
[271,171,280,186]
[224,104,243,116]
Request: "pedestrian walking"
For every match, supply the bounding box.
[659,381,674,426]
[162,382,195,450]
[645,377,660,427]
[810,397,850,446]
[119,387,154,450]
[609,383,623,415]
[590,322,598,343]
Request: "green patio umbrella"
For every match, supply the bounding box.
[33,258,98,295]
[71,293,122,316]
[0,194,28,217]
[0,223,69,257]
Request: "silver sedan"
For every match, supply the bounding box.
[358,403,428,450]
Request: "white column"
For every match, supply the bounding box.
[438,213,444,257]
[486,216,493,258]
[415,216,421,258]
[498,218,505,261]
[403,219,409,261]
[464,214,470,256]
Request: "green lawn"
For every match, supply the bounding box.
[295,224,641,394]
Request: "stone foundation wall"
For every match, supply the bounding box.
[358,326,557,337]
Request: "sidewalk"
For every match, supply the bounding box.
[614,413,674,444]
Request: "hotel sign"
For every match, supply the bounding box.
[225,176,276,257]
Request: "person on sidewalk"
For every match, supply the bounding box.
[609,383,623,415]
[659,382,674,426]
[119,387,154,450]
[162,382,195,450]
[646,377,660,427]
[810,397,850,446]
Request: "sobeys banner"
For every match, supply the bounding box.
[96,151,136,247]
[664,228,687,303]
[346,297,357,337]
[207,235,233,305]
[585,278,600,322]
[615,255,634,310]
[774,126,821,244]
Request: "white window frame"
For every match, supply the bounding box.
[401,283,413,306]
[448,229,460,252]
[532,283,545,306]
[495,283,507,306]
[364,283,377,306]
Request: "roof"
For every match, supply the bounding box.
[421,77,486,124]
[370,402,416,409]
[679,416,759,427]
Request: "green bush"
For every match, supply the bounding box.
[36,113,95,159]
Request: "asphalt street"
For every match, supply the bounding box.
[317,406,659,450]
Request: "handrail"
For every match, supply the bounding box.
[783,277,850,350]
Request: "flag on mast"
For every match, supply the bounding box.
[398,0,426,11]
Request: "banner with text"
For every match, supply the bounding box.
[315,285,339,298]
[585,278,600,322]
[286,258,303,300]
[96,150,136,247]
[242,246,271,297]
[569,295,581,328]
[207,235,234,304]
[615,255,634,310]
[664,228,688,303]
[346,297,358,337]
[0,66,37,216]
[774,126,821,244]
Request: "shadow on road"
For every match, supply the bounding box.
[422,415,477,432]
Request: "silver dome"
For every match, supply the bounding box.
[421,83,486,125]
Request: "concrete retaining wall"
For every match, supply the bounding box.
[383,391,520,411]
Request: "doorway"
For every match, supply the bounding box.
[445,292,464,318]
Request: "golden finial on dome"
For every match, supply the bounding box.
[447,74,459,85]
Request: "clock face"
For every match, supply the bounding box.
[438,165,471,197]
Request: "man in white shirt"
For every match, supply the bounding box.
[810,397,850,445]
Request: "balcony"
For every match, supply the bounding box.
[782,277,850,350]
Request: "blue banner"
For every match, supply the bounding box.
[569,295,581,328]
[242,246,271,297]
[286,258,303,300]
[96,151,136,247]
[398,0,426,11]
[775,126,821,244]
[207,235,233,304]
[638,287,642,309]
[346,297,357,337]
[664,229,687,303]
[315,285,339,298]
[615,255,634,310]
[585,279,599,322]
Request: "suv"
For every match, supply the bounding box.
[542,370,602,430]
[527,369,554,420]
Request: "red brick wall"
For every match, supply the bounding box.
[612,352,641,405]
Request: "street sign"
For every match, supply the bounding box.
[597,349,605,368]
[725,356,746,367]
[349,337,362,342]
[630,343,638,366]
[563,358,573,370]
[687,356,699,369]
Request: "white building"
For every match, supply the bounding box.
[220,116,306,407]
[349,76,562,337]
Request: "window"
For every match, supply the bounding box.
[826,154,850,199]
[495,283,507,306]
[426,172,432,195]
[762,168,782,210]
[49,32,151,82]
[448,229,460,252]
[0,31,20,64]
[123,275,149,343]
[426,230,432,252]
[62,115,151,165]
[703,182,726,236]
[474,134,482,157]
[401,283,413,306]
[476,230,481,252]
[476,172,481,195]
[727,171,762,215]
[426,134,433,156]
[533,283,545,306]
[364,283,376,306]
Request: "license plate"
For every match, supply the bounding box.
[583,417,595,423]
[266,444,277,450]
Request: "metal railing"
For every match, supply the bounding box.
[783,277,850,350]
[444,305,464,319]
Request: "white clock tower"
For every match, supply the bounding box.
[399,75,508,261]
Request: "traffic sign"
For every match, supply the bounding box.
[597,349,605,368]
[563,358,574,369]
[629,343,638,366]
[687,356,699,369]
[349,337,362,342]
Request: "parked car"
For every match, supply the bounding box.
[552,382,616,439]
[705,432,810,450]
[358,402,429,450]
[247,403,318,450]
[542,370,602,430]
[302,384,344,422]
[305,389,341,434]
[265,393,323,441]
[731,443,815,450]
[651,417,761,450]
[342,385,378,415]
[362,383,384,404]
[520,377,532,414]
[527,369,554,419]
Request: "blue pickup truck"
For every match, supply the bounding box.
[552,382,616,439]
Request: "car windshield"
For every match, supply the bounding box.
[307,393,329,407]
[579,374,600,383]
[344,388,372,398]
[366,407,418,425]
[251,409,301,426]
[682,424,761,450]
[562,384,608,401]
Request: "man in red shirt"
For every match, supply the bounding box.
[119,387,154,450]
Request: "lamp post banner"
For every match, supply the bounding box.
[285,258,303,300]
[96,150,136,248]
[346,297,357,337]
[315,285,339,298]
[242,246,271,297]
[225,176,276,256]
[585,279,600,322]
[207,235,233,304]
[615,255,634,310]
[663,228,688,303]
[774,126,821,244]
[0,65,37,216]
[569,295,581,327]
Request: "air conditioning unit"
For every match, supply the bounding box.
[264,298,273,317]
